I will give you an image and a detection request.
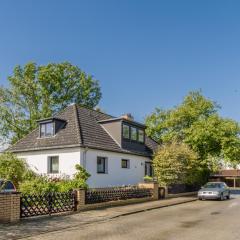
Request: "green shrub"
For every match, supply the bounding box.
[0,152,35,188]
[19,164,90,194]
[143,175,154,182]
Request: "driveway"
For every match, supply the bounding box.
[27,194,240,240]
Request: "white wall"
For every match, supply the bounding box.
[16,147,152,188]
[16,147,81,178]
[83,148,151,188]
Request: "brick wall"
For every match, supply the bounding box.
[0,193,20,223]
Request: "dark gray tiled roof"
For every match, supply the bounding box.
[9,104,159,157]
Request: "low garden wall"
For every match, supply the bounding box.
[0,182,162,223]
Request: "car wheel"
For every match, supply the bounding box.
[198,197,202,200]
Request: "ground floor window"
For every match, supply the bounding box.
[121,159,130,169]
[48,156,59,173]
[97,157,108,174]
[145,162,153,177]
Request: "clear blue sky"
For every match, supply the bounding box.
[1,0,240,122]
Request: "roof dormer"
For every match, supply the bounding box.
[98,114,146,151]
[37,117,66,138]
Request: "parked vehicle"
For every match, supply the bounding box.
[0,179,16,193]
[198,182,230,200]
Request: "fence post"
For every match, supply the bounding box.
[138,182,159,200]
[0,192,21,223]
[75,188,86,210]
[152,182,159,200]
[164,186,168,198]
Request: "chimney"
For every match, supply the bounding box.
[121,113,134,121]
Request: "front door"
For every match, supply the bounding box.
[145,162,153,177]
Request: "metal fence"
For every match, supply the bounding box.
[20,192,76,218]
[168,184,200,194]
[86,186,153,204]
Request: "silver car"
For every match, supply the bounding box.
[198,182,230,200]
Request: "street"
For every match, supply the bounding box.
[26,194,240,240]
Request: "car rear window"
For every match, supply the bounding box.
[204,183,221,188]
[5,181,15,190]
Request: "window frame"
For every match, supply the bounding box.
[138,129,145,143]
[48,156,59,174]
[40,121,55,138]
[122,124,130,139]
[145,162,153,177]
[121,159,130,169]
[130,126,137,141]
[97,156,108,174]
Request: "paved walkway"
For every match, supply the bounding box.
[0,196,196,240]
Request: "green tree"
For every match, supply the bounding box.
[153,142,202,186]
[146,91,240,165]
[0,62,102,144]
[0,152,35,188]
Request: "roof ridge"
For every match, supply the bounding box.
[76,104,115,119]
[73,104,83,145]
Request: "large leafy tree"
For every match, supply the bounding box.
[146,91,240,166]
[0,62,102,144]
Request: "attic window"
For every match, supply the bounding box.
[40,122,54,137]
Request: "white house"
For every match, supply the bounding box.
[9,104,158,188]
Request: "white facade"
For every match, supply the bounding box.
[16,147,152,188]
[17,147,81,179]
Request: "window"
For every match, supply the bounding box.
[131,127,137,141]
[48,156,59,173]
[123,124,130,139]
[145,162,153,177]
[97,157,108,174]
[138,129,144,143]
[122,123,145,143]
[40,122,54,137]
[121,159,130,169]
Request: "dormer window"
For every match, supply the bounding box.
[40,122,54,137]
[138,129,144,143]
[37,117,66,138]
[123,124,130,139]
[122,123,145,144]
[131,127,137,141]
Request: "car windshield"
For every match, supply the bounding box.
[204,183,223,188]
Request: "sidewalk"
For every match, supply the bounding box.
[0,196,197,240]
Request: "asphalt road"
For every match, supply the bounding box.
[28,194,240,240]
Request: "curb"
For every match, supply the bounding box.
[110,198,198,219]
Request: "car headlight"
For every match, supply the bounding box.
[212,191,219,195]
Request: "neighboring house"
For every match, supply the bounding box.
[8,104,159,188]
[210,170,240,188]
